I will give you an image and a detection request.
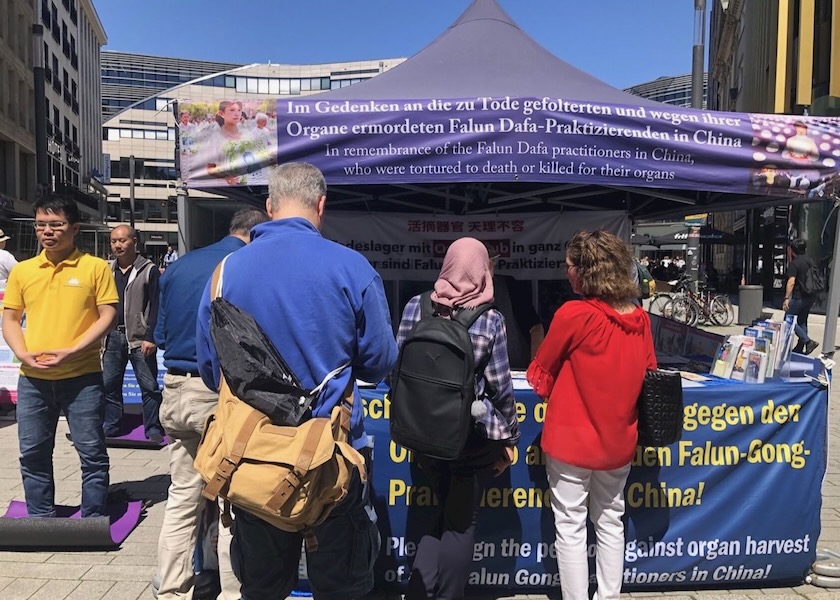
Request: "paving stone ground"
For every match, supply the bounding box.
[0,306,837,599]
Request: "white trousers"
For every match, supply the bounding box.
[546,456,631,600]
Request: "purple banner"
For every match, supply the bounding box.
[276,97,840,195]
[179,97,840,199]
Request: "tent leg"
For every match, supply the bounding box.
[821,199,840,356]
[177,185,190,255]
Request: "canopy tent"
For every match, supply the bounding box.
[179,0,840,221]
[175,0,840,355]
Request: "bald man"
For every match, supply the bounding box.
[102,225,164,441]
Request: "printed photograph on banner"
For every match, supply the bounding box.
[178,99,277,187]
[747,115,840,199]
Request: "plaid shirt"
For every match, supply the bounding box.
[396,295,520,445]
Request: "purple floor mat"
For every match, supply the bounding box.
[105,413,169,449]
[0,499,143,548]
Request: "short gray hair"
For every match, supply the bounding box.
[266,163,326,212]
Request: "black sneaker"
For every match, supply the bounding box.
[804,340,819,355]
[148,432,164,444]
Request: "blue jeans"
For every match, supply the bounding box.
[17,372,110,517]
[102,329,163,438]
[786,296,815,344]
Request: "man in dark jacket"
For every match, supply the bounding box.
[102,225,163,440]
[783,238,819,355]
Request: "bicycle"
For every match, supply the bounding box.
[654,275,735,327]
[646,276,690,318]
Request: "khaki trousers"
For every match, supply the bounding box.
[156,373,240,600]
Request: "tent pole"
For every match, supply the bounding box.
[177,183,190,255]
[821,199,840,357]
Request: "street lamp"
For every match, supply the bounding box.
[691,0,707,110]
[32,24,49,193]
[129,155,136,228]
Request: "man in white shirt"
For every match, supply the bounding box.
[0,229,18,288]
[162,245,178,269]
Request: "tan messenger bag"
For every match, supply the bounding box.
[194,260,366,537]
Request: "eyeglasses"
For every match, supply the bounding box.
[33,221,69,230]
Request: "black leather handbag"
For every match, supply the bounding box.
[637,369,684,447]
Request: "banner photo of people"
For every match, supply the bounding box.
[178,96,840,198]
[178,99,277,187]
[320,211,629,280]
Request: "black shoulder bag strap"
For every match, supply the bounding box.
[453,303,496,399]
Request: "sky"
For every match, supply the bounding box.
[93,0,706,90]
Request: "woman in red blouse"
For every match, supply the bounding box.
[527,230,656,600]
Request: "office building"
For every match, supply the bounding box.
[0,0,38,234]
[101,51,241,122]
[101,57,405,262]
[709,0,838,300]
[38,0,108,221]
[625,73,708,108]
[1,0,106,259]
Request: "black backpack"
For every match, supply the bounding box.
[635,260,654,300]
[390,292,493,460]
[800,260,826,296]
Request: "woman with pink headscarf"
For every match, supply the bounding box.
[396,237,519,600]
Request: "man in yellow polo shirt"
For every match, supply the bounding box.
[2,196,118,518]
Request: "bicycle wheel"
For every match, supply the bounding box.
[686,297,702,327]
[667,297,698,326]
[709,295,734,326]
[648,293,672,315]
[716,295,735,325]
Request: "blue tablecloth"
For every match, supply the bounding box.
[357,368,828,593]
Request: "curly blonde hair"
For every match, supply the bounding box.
[566,230,638,302]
